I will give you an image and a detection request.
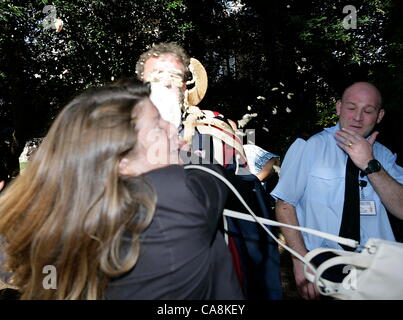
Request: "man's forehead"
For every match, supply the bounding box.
[342,96,381,109]
[342,100,380,111]
[342,84,382,108]
[145,55,185,73]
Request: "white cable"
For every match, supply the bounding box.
[185,165,362,289]
[223,209,358,249]
[185,165,359,245]
[185,165,320,277]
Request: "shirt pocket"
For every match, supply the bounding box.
[308,167,345,205]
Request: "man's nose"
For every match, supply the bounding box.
[353,109,363,121]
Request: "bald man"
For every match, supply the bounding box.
[271,82,403,300]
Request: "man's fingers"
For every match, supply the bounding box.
[368,131,379,145]
[312,283,321,300]
[341,127,360,138]
[335,131,358,147]
[307,283,319,300]
[300,284,309,300]
[336,141,349,152]
[337,129,365,143]
[297,279,320,300]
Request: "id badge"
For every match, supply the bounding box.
[360,200,376,216]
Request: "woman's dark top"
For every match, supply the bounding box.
[105,164,244,300]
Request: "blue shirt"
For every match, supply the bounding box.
[243,144,279,175]
[271,124,403,251]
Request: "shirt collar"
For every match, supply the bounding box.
[323,122,341,135]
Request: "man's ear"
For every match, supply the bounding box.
[336,100,342,116]
[377,108,385,124]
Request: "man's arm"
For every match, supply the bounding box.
[275,200,307,256]
[335,128,403,219]
[256,157,280,182]
[275,199,320,300]
[367,169,403,219]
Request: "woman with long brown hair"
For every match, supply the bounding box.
[0,83,243,300]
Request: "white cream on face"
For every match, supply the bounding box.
[149,82,183,128]
[143,55,186,129]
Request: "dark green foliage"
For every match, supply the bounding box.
[1,0,402,162]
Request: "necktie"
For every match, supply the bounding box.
[339,156,360,251]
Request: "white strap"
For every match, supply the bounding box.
[185,165,359,248]
[303,248,355,283]
[313,255,373,296]
[185,165,318,277]
[185,165,362,285]
[223,209,358,249]
[315,254,372,282]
